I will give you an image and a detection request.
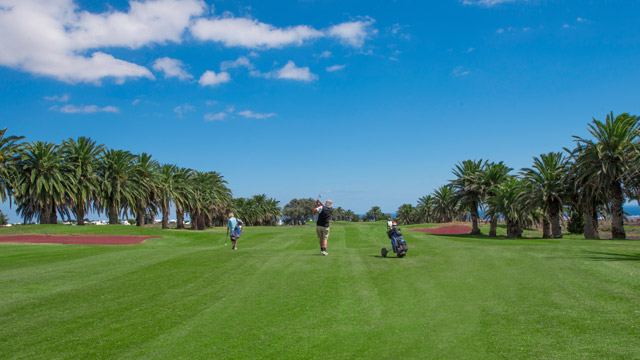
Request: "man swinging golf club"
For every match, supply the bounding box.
[313,198,333,256]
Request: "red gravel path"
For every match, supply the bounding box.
[407,225,472,235]
[0,234,160,245]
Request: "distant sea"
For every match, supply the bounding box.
[625,205,640,216]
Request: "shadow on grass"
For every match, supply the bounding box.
[371,255,404,259]
[582,251,640,261]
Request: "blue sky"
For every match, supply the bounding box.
[1,0,640,221]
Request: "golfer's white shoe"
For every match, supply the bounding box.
[322,251,328,256]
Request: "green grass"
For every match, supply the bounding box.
[1,223,639,359]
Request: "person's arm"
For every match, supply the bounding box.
[313,199,324,213]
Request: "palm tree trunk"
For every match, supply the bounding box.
[162,206,169,229]
[191,212,198,230]
[41,202,51,224]
[610,181,626,239]
[42,200,57,224]
[506,219,518,238]
[470,201,481,235]
[583,201,599,239]
[197,214,206,230]
[489,216,498,237]
[136,212,144,227]
[76,205,85,226]
[50,201,59,224]
[542,218,551,239]
[550,201,562,238]
[108,202,119,224]
[176,209,184,229]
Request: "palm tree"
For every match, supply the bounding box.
[203,171,232,227]
[432,185,457,223]
[451,159,486,234]
[0,128,25,203]
[397,203,416,225]
[130,153,159,227]
[366,206,385,222]
[98,149,138,224]
[478,161,512,237]
[15,142,73,224]
[565,144,605,239]
[520,152,569,238]
[486,176,528,238]
[173,167,194,229]
[416,195,434,223]
[187,171,231,230]
[573,112,640,239]
[264,197,281,225]
[61,137,104,225]
[156,164,177,229]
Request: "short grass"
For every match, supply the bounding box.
[1,222,639,359]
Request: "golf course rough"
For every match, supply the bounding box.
[0,222,639,359]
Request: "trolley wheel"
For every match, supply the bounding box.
[397,252,405,258]
[381,248,388,257]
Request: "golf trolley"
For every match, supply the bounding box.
[382,221,408,258]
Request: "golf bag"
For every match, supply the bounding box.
[382,221,408,258]
[230,225,242,240]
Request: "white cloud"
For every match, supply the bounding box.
[316,50,332,58]
[191,16,323,48]
[577,17,588,23]
[174,103,195,117]
[462,0,519,6]
[390,23,410,40]
[326,64,346,72]
[44,94,70,102]
[276,61,317,82]
[237,110,276,119]
[452,66,471,77]
[563,24,570,29]
[204,112,227,121]
[327,18,376,47]
[191,15,376,49]
[220,56,253,71]
[226,105,235,113]
[132,99,142,105]
[152,57,192,80]
[0,0,205,83]
[52,104,119,114]
[496,27,515,34]
[198,70,231,86]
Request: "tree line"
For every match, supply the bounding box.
[395,112,640,240]
[0,130,285,229]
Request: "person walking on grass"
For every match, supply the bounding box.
[226,212,243,250]
[313,199,333,256]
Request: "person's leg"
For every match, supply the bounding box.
[316,226,323,252]
[323,228,330,253]
[232,239,237,249]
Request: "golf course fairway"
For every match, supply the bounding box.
[1,222,639,359]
